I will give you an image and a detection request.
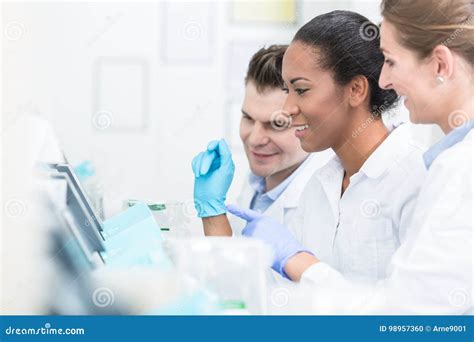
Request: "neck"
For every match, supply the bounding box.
[437,88,474,134]
[265,158,306,192]
[334,113,389,178]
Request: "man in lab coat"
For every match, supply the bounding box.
[229,45,333,235]
[192,46,333,282]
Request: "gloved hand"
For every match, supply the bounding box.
[192,139,235,218]
[226,204,312,279]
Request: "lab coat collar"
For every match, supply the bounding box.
[423,119,474,169]
[279,153,329,208]
[248,172,290,202]
[358,123,414,179]
[248,154,314,202]
[318,124,413,181]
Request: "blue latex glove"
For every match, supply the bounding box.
[192,139,235,218]
[227,204,312,279]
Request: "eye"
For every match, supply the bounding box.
[242,114,253,121]
[295,88,308,95]
[384,59,394,67]
[271,120,287,130]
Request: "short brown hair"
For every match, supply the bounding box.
[381,0,474,64]
[245,44,288,93]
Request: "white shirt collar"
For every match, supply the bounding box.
[317,124,418,181]
[248,155,313,201]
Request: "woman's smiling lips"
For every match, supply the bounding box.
[294,124,310,138]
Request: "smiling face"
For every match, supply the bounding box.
[281,41,350,152]
[240,80,309,179]
[378,20,443,125]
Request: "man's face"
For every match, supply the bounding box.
[240,81,309,179]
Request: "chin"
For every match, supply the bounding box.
[251,162,282,178]
[406,98,433,125]
[301,142,313,153]
[249,168,270,178]
[301,140,325,153]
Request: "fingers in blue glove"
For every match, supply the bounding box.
[207,139,220,151]
[192,151,218,178]
[192,139,221,177]
[217,139,232,166]
[192,152,206,178]
[226,204,262,222]
[199,150,218,176]
[193,139,233,178]
[191,153,200,177]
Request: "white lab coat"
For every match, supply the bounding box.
[291,124,427,283]
[230,151,334,236]
[299,129,473,314]
[229,150,334,283]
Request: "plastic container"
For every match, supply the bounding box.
[164,236,272,314]
[124,199,198,238]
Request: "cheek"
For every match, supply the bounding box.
[400,71,430,105]
[239,121,250,141]
[302,92,341,122]
[270,131,301,155]
[392,64,420,94]
[406,79,434,121]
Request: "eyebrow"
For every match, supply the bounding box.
[241,110,271,124]
[290,77,310,84]
[241,109,253,118]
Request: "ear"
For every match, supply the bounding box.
[348,75,369,108]
[431,44,454,79]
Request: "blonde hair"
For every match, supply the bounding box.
[381,0,474,64]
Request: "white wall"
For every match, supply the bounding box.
[2,1,442,217]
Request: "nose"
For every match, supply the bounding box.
[378,64,393,90]
[283,92,308,126]
[247,121,270,147]
[283,92,301,121]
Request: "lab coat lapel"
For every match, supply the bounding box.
[315,158,344,227]
[230,181,255,235]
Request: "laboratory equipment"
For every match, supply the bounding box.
[165,237,272,314]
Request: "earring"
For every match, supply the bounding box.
[436,75,445,84]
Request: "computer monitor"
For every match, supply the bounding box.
[48,163,106,259]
